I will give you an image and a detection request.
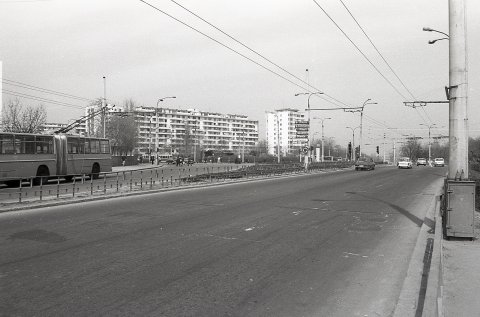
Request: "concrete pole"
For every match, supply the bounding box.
[306,96,311,169]
[383,132,386,163]
[0,61,2,131]
[393,140,396,166]
[359,111,363,160]
[321,123,325,163]
[448,0,469,180]
[103,76,106,138]
[351,131,355,161]
[277,114,281,164]
[428,128,432,165]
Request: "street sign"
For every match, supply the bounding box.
[295,120,309,138]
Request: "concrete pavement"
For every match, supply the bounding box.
[438,210,480,317]
[413,183,480,317]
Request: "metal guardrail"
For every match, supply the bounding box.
[0,161,353,205]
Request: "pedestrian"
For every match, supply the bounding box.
[176,156,181,166]
[121,156,126,167]
[150,155,155,165]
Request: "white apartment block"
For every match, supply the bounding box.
[266,108,306,156]
[85,105,259,157]
[134,107,259,157]
[41,122,86,136]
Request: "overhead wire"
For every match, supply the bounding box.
[2,78,94,102]
[140,0,355,109]
[313,0,433,127]
[167,0,354,109]
[2,89,86,110]
[338,0,434,125]
[311,0,409,102]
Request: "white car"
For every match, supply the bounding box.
[397,157,413,169]
[433,158,445,167]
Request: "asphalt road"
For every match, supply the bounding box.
[0,165,446,316]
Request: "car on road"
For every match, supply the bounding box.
[397,157,413,169]
[354,158,375,171]
[416,158,427,166]
[433,158,445,167]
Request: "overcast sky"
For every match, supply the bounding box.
[1,0,479,154]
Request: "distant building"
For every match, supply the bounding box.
[266,108,306,156]
[41,122,86,136]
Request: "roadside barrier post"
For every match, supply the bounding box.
[19,181,22,203]
[103,174,107,194]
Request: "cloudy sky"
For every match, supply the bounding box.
[1,0,479,154]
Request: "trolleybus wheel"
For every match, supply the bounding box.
[34,166,50,185]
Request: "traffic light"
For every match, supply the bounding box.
[376,146,379,154]
[348,142,352,158]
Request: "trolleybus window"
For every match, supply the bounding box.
[100,140,110,154]
[36,136,53,154]
[0,134,14,154]
[68,137,80,154]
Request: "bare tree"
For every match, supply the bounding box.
[106,98,138,155]
[400,138,422,160]
[2,99,47,133]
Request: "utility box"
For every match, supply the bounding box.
[444,180,476,238]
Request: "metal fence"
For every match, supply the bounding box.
[0,161,353,206]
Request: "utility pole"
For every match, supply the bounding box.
[448,0,469,180]
[383,132,386,163]
[276,114,281,164]
[103,76,106,138]
[393,139,396,166]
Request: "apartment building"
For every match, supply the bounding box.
[266,108,306,156]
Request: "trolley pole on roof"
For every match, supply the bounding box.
[448,0,469,180]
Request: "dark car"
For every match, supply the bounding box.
[186,157,195,165]
[354,158,375,171]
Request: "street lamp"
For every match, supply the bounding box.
[295,91,324,169]
[315,117,331,162]
[346,126,360,161]
[346,99,377,159]
[420,123,439,165]
[423,27,449,44]
[156,96,176,156]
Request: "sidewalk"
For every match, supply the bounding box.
[440,210,480,317]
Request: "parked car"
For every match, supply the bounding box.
[354,158,375,171]
[397,157,413,169]
[433,158,445,167]
[416,158,427,166]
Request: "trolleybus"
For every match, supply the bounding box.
[0,132,112,185]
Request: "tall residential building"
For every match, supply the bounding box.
[134,107,259,157]
[266,108,306,156]
[86,105,259,157]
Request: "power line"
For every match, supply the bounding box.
[167,0,353,109]
[338,0,416,100]
[2,78,94,102]
[139,0,357,110]
[313,0,433,125]
[311,0,409,101]
[2,89,86,109]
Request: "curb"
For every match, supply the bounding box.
[393,189,442,317]
[422,194,443,317]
